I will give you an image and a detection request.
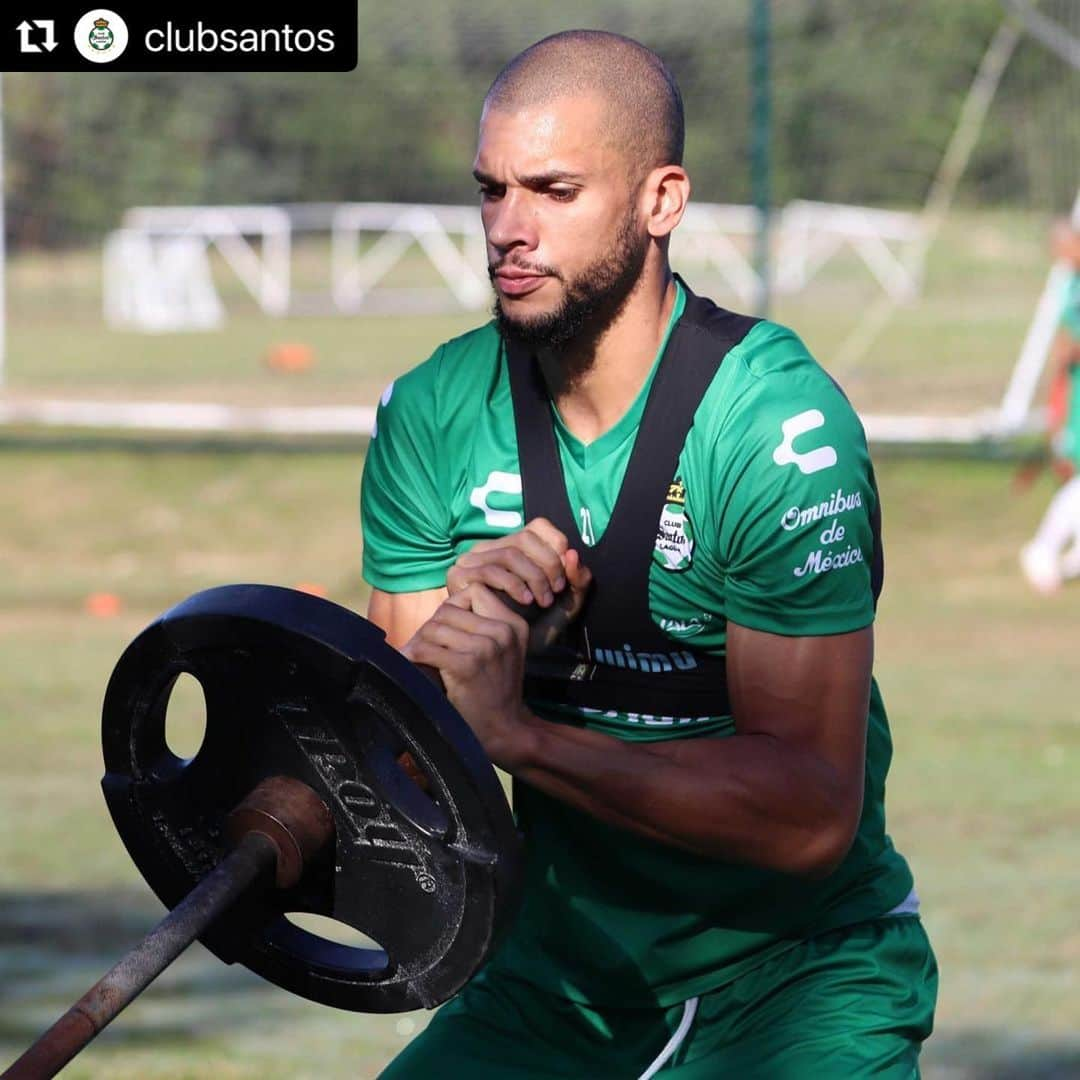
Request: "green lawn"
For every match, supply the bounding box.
[0,445,1078,1077]
[0,213,1077,1075]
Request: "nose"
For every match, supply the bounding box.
[484,190,538,258]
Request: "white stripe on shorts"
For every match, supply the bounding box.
[885,887,920,917]
[637,995,699,1080]
[633,895,919,1077]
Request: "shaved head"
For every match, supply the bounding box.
[483,30,684,182]
[475,30,692,373]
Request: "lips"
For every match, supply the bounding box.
[494,270,548,298]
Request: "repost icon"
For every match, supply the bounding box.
[74,8,129,63]
[16,20,58,53]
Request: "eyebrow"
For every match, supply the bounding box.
[472,168,585,188]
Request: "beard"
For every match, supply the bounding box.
[490,208,650,380]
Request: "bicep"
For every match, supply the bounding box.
[726,620,872,803]
[367,586,448,650]
[361,362,457,593]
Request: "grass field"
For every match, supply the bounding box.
[0,445,1078,1078]
[0,216,1078,1077]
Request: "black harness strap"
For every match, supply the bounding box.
[506,279,760,719]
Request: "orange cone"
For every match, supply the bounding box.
[85,592,122,617]
[264,343,315,372]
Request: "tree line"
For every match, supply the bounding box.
[5,0,1077,251]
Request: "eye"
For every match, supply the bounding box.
[547,187,578,203]
[477,184,504,201]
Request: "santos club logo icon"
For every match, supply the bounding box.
[74,9,129,63]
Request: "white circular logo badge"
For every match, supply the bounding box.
[74,9,129,63]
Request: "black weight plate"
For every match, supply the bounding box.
[100,584,523,1013]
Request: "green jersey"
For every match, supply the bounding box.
[1061,274,1080,468]
[361,279,915,1006]
[1062,271,1080,341]
[1062,362,1080,469]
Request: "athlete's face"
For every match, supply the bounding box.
[473,95,650,349]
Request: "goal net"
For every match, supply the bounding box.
[1,1,1077,444]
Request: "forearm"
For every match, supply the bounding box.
[513,711,860,876]
[367,586,448,650]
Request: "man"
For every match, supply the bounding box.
[362,30,936,1078]
[1020,220,1080,594]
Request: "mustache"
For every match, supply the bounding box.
[487,259,562,281]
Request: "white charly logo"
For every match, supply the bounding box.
[469,470,522,528]
[772,410,838,476]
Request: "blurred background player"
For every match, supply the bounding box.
[1020,220,1080,594]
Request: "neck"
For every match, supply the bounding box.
[539,264,677,444]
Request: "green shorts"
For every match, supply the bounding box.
[379,916,937,1079]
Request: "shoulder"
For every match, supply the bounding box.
[374,320,503,434]
[685,316,875,542]
[675,282,851,424]
[704,319,865,452]
[380,320,502,405]
[726,319,844,400]
[688,319,880,633]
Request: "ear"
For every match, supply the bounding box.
[640,165,691,240]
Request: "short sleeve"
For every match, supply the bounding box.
[717,353,878,637]
[360,352,456,592]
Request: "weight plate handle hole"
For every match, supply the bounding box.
[164,671,208,761]
[281,912,391,974]
[284,912,385,950]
